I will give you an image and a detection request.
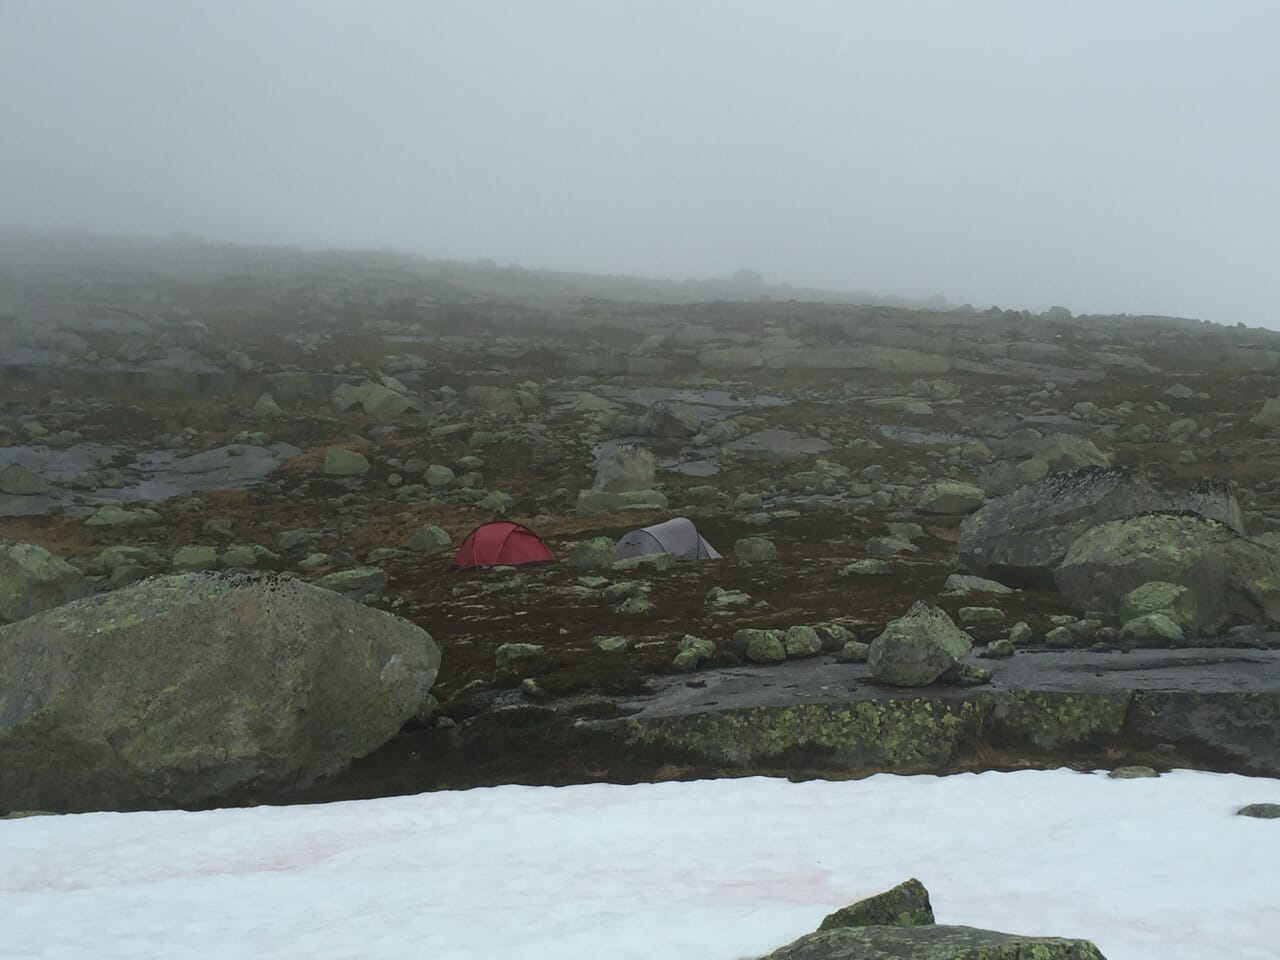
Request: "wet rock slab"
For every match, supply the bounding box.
[607,649,1280,776]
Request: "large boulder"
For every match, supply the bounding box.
[868,602,973,687]
[0,542,91,624]
[1054,513,1280,634]
[957,467,1167,586]
[0,573,440,813]
[592,446,657,493]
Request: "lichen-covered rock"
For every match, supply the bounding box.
[763,924,1107,959]
[0,541,91,624]
[1119,613,1184,645]
[1118,581,1198,630]
[917,482,985,515]
[868,602,973,687]
[1054,513,1280,633]
[0,573,439,813]
[733,628,787,664]
[672,635,715,672]
[818,878,934,930]
[834,640,871,662]
[495,642,544,667]
[784,625,822,659]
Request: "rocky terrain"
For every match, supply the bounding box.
[4,233,1280,811]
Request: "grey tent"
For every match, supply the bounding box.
[616,517,722,561]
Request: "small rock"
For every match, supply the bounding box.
[0,463,50,496]
[171,545,219,572]
[592,635,631,653]
[818,878,934,931]
[566,537,620,569]
[840,559,889,576]
[958,606,1004,625]
[917,482,985,515]
[834,640,871,662]
[407,524,452,554]
[495,642,544,668]
[784,625,822,659]
[323,449,370,477]
[1008,621,1033,645]
[982,638,1015,658]
[1108,766,1159,779]
[312,566,388,602]
[734,536,777,565]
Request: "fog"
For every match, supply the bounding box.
[3,1,1278,326]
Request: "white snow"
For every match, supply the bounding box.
[5,769,1279,960]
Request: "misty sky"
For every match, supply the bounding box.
[3,2,1278,326]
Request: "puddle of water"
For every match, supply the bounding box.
[0,442,300,517]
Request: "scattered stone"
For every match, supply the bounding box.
[84,505,160,527]
[1008,621,1033,645]
[706,586,752,607]
[1119,613,1184,645]
[865,536,917,558]
[172,545,219,572]
[1117,581,1197,631]
[592,635,631,653]
[958,606,1004,625]
[407,524,452,554]
[784,625,823,659]
[983,638,1015,658]
[566,537,620,569]
[220,544,259,569]
[495,642,544,668]
[834,640,871,662]
[1108,765,1159,779]
[917,482,985,515]
[250,393,283,418]
[734,536,777,565]
[0,463,49,496]
[942,574,1015,596]
[0,542,91,624]
[672,635,715,672]
[312,566,388,602]
[616,595,656,615]
[840,559,889,576]
[323,448,370,476]
[733,628,787,664]
[424,464,455,488]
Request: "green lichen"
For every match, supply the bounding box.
[990,692,1130,750]
[625,699,984,767]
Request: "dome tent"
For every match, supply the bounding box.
[451,521,555,570]
[616,517,721,561]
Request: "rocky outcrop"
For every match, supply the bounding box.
[765,879,1104,959]
[868,602,973,687]
[1054,513,1280,633]
[0,572,440,813]
[0,541,91,624]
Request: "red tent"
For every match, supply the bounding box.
[451,521,555,570]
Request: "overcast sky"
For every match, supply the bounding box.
[3,2,1278,326]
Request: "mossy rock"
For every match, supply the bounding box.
[764,924,1105,959]
[819,878,935,930]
